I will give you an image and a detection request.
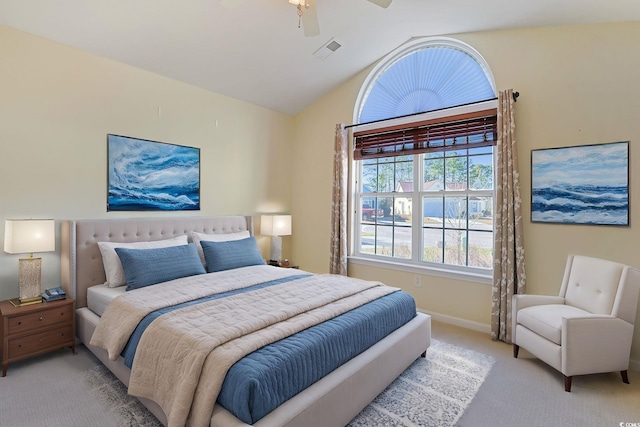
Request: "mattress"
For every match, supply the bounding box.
[87,284,126,316]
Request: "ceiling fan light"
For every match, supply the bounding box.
[288,0,300,5]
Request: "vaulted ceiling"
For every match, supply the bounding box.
[1,0,639,115]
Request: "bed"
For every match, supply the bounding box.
[60,216,431,427]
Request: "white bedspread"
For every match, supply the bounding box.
[91,265,398,427]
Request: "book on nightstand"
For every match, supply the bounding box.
[42,287,66,302]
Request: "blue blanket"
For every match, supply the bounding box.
[219,290,416,424]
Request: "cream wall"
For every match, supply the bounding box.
[291,21,640,361]
[0,24,294,301]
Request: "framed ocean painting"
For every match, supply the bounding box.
[531,141,629,226]
[107,134,200,211]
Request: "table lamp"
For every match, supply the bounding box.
[261,215,292,264]
[4,219,56,306]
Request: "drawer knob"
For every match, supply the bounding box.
[39,338,44,342]
[17,321,21,325]
[39,317,43,321]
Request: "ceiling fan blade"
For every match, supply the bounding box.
[302,0,320,37]
[366,0,392,8]
[219,0,246,8]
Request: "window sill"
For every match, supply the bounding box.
[347,256,493,285]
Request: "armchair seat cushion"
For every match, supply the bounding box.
[517,304,590,345]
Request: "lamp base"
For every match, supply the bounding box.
[270,236,283,262]
[9,296,43,307]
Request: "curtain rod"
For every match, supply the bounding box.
[345,91,519,130]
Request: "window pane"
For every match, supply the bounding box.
[444,229,467,266]
[469,154,493,190]
[445,156,468,190]
[444,196,467,228]
[468,146,492,155]
[395,159,413,192]
[378,196,393,221]
[423,196,444,221]
[423,228,443,263]
[468,230,492,268]
[361,198,382,223]
[362,164,378,192]
[359,223,376,254]
[393,220,412,259]
[424,158,444,190]
[374,225,393,256]
[394,196,412,223]
[359,46,496,123]
[469,196,493,230]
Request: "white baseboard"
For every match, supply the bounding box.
[419,309,640,372]
[418,309,491,334]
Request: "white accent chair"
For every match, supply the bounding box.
[512,255,640,392]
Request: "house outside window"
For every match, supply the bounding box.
[352,37,497,281]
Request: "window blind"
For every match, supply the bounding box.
[353,108,497,160]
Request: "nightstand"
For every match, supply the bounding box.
[0,298,76,377]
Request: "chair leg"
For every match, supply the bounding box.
[621,370,630,384]
[564,375,572,392]
[513,344,519,358]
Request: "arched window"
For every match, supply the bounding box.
[352,37,497,281]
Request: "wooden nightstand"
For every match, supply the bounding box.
[0,298,76,377]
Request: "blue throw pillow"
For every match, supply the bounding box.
[115,243,206,291]
[200,237,265,273]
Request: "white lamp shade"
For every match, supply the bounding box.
[261,215,292,237]
[4,219,56,254]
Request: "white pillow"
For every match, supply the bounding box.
[190,230,251,267]
[98,235,189,287]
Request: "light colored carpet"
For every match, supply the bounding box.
[8,321,636,427]
[0,338,493,427]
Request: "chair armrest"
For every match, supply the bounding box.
[512,294,565,311]
[562,316,634,376]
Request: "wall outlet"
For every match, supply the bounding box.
[414,275,422,287]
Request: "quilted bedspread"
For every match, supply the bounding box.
[90,265,398,427]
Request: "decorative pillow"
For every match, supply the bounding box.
[201,237,265,273]
[190,230,251,267]
[115,243,206,291]
[98,235,188,287]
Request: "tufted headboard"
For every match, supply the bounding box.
[60,216,253,308]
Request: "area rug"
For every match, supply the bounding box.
[84,339,494,427]
[348,339,495,426]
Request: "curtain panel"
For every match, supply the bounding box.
[491,89,526,343]
[330,124,348,275]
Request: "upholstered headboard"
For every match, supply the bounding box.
[60,216,253,308]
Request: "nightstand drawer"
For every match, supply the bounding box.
[7,303,72,335]
[7,325,74,359]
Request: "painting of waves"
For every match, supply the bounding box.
[531,142,628,225]
[107,134,200,211]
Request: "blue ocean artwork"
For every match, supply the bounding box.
[531,142,628,225]
[107,135,200,211]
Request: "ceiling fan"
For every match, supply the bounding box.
[219,0,393,37]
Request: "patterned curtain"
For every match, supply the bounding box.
[491,89,526,343]
[330,123,348,275]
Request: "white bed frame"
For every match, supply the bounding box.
[60,216,431,427]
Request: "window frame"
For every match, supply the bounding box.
[351,76,497,284]
[348,37,497,284]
